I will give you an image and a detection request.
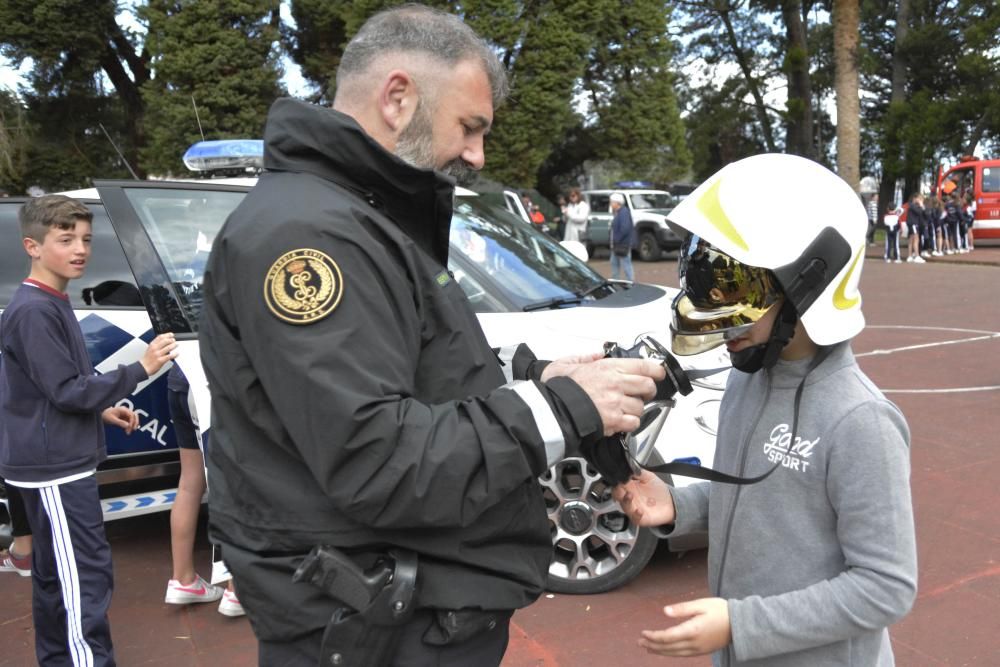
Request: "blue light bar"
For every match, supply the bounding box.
[183,139,264,172]
[613,180,654,189]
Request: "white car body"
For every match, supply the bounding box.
[1,178,725,594]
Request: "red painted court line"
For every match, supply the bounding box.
[918,563,1000,600]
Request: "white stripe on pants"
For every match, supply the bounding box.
[41,485,95,667]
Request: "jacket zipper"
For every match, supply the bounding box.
[714,371,772,666]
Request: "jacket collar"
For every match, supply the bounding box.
[261,97,455,264]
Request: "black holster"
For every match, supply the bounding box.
[292,545,418,667]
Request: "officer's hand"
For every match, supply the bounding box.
[638,597,732,657]
[102,406,139,434]
[612,470,676,527]
[566,358,664,435]
[539,351,604,383]
[140,333,178,377]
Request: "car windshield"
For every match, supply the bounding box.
[629,192,674,210]
[449,197,606,312]
[121,187,606,322]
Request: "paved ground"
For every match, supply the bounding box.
[1,242,998,666]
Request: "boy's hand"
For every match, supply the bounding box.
[639,597,732,657]
[612,469,677,526]
[102,406,139,434]
[140,333,178,377]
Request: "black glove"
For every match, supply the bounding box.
[579,433,636,486]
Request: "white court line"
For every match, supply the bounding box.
[881,386,1000,394]
[859,325,1000,394]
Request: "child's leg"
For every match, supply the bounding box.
[4,482,32,554]
[170,447,208,584]
[19,478,116,667]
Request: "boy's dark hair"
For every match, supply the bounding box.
[19,195,93,243]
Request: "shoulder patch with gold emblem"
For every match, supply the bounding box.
[264,248,344,324]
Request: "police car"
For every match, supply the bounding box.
[0,141,725,594]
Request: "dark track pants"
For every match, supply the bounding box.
[16,475,116,667]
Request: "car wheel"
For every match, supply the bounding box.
[637,231,661,262]
[539,456,659,594]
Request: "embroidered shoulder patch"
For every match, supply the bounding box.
[264,249,344,324]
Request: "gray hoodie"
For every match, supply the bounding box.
[669,342,917,666]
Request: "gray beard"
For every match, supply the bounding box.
[395,109,478,186]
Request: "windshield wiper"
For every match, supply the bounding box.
[522,280,615,312]
[522,295,585,312]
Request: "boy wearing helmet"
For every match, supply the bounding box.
[614,154,917,666]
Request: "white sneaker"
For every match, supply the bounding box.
[932,251,943,256]
[165,575,224,604]
[218,589,246,617]
[921,251,931,258]
[906,256,914,262]
[894,259,902,263]
[913,256,926,263]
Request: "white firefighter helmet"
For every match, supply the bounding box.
[668,153,867,354]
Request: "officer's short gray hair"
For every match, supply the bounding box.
[336,4,508,107]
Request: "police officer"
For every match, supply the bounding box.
[199,5,665,666]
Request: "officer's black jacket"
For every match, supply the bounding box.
[199,98,602,639]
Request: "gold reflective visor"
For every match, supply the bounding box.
[670,237,782,355]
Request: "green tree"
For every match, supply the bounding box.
[283,1,689,194]
[139,0,283,176]
[474,0,593,187]
[861,0,1000,205]
[677,0,780,153]
[0,89,30,192]
[682,77,769,181]
[581,0,691,184]
[0,0,150,173]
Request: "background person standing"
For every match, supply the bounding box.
[562,188,590,243]
[609,192,635,280]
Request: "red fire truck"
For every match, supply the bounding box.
[935,156,1000,240]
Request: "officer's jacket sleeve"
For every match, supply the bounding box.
[214,218,600,530]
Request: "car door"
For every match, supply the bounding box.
[96,180,251,446]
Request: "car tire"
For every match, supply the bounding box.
[637,231,661,262]
[539,456,660,594]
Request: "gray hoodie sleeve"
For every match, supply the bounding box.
[652,481,711,539]
[729,400,917,660]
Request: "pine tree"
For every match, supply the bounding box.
[139,0,283,176]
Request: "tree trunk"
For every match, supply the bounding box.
[719,8,777,152]
[878,0,912,210]
[833,0,860,191]
[782,0,814,158]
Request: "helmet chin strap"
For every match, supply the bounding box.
[729,300,798,373]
